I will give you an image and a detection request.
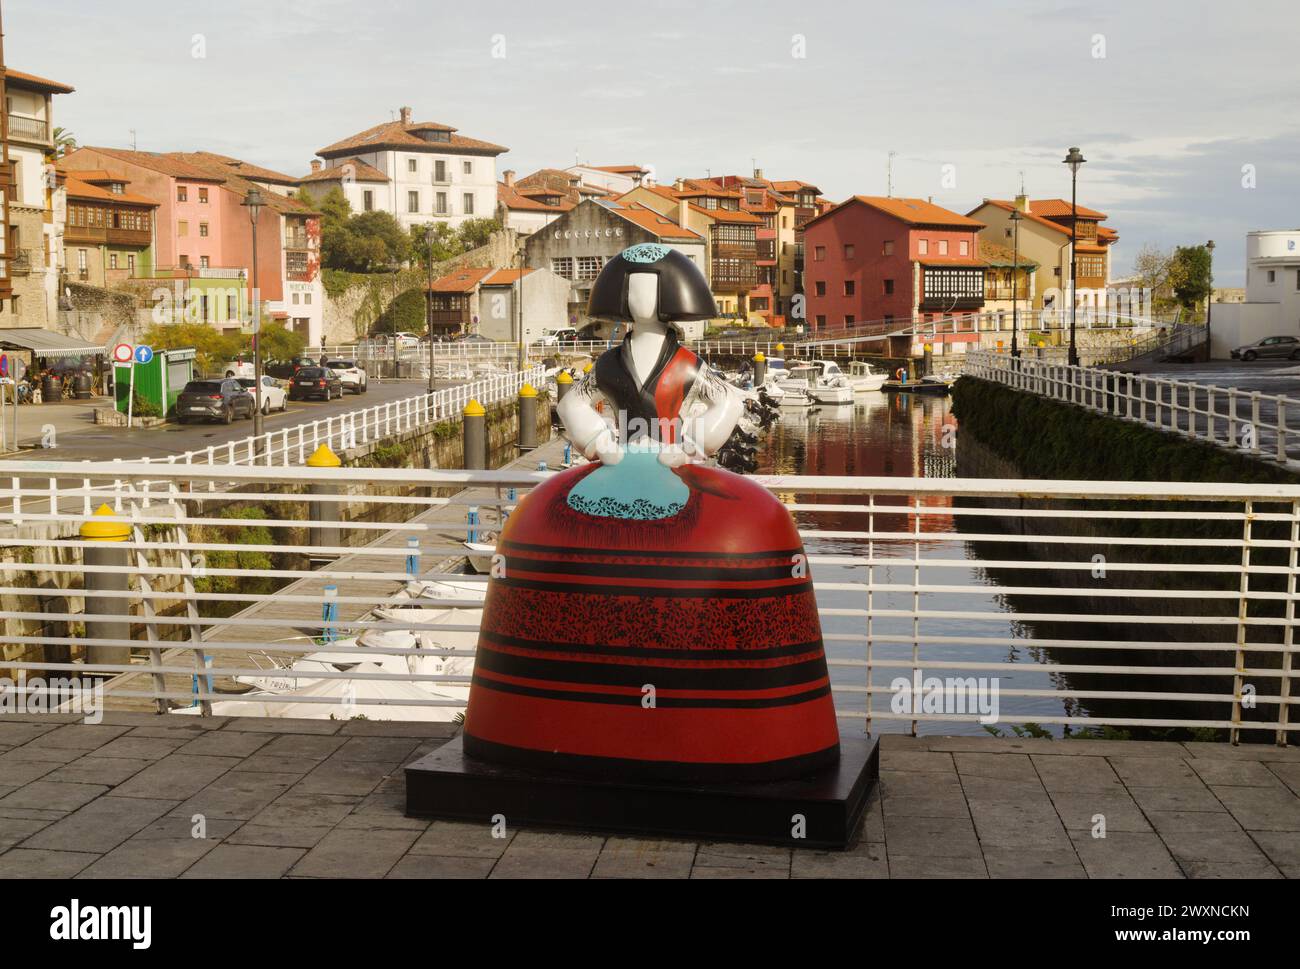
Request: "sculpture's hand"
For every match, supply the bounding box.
[657,434,700,468]
[590,428,623,466]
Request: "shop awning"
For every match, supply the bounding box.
[0,328,105,359]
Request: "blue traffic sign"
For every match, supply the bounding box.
[0,354,7,377]
[134,345,154,365]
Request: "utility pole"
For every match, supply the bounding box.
[887,151,897,197]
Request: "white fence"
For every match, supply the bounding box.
[965,350,1299,467]
[148,365,546,468]
[1,461,1295,744]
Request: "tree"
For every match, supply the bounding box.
[1131,243,1176,314]
[1167,245,1213,317]
[255,322,307,362]
[410,222,461,266]
[458,217,501,250]
[140,321,239,376]
[348,211,410,267]
[372,288,429,335]
[52,126,77,158]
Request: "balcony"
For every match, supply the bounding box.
[9,250,32,275]
[65,225,153,248]
[6,113,49,143]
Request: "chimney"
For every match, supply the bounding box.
[310,159,322,174]
[399,106,412,126]
[677,197,689,228]
[753,167,763,180]
[674,177,684,191]
[1015,194,1029,213]
[503,169,515,187]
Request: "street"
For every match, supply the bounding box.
[3,378,446,463]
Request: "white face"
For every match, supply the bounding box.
[626,273,659,326]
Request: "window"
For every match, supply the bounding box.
[463,193,474,216]
[227,294,237,318]
[178,220,189,236]
[363,190,374,212]
[813,245,825,262]
[77,249,87,270]
[843,244,855,259]
[463,161,472,175]
[408,191,420,213]
[938,240,949,255]
[109,253,118,270]
[918,239,929,255]
[127,253,135,272]
[292,292,300,305]
[924,266,983,301]
[198,187,209,203]
[882,240,894,256]
[551,257,574,279]
[435,192,448,214]
[179,253,189,267]
[1267,270,1276,283]
[844,314,855,325]
[815,315,826,326]
[177,186,187,202]
[883,279,894,295]
[814,281,826,296]
[843,280,855,296]
[200,256,210,269]
[435,160,447,183]
[577,256,604,280]
[199,222,209,237]
[408,158,418,173]
[960,240,970,256]
[305,293,311,304]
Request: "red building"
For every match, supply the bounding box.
[803,196,986,334]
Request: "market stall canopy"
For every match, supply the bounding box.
[0,328,105,359]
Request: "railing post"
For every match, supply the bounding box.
[1231,501,1253,745]
[1280,499,1298,746]
[1277,399,1288,463]
[1250,392,1262,454]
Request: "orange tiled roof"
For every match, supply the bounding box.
[1097,225,1118,241]
[64,173,159,207]
[972,199,1072,236]
[812,196,984,230]
[482,268,536,285]
[319,118,506,158]
[427,267,493,293]
[498,182,574,213]
[770,179,822,195]
[6,68,74,94]
[181,151,300,185]
[74,147,227,182]
[628,184,762,223]
[299,158,389,183]
[978,240,1038,268]
[918,257,988,268]
[588,164,647,175]
[1026,198,1108,221]
[608,202,702,241]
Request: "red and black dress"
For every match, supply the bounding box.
[462,335,840,781]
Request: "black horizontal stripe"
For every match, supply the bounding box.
[471,673,832,710]
[474,646,829,691]
[501,538,803,562]
[502,554,800,583]
[462,732,841,782]
[492,575,813,600]
[479,629,825,662]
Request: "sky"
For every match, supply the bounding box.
[10,0,1300,285]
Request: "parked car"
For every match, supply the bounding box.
[539,328,578,346]
[222,359,255,379]
[237,375,288,414]
[176,378,255,424]
[325,359,368,394]
[391,332,420,349]
[288,366,343,401]
[265,356,318,379]
[1230,336,1300,361]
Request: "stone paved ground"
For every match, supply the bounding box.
[1,713,1297,879]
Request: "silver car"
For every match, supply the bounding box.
[1231,335,1300,361]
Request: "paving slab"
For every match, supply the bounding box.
[84,735,191,761]
[1187,758,1290,788]
[1049,790,1153,833]
[182,844,306,879]
[490,831,607,879]
[1032,754,1125,793]
[170,770,300,820]
[982,845,1086,879]
[1146,810,1243,836]
[24,723,132,750]
[0,847,101,878]
[175,731,275,758]
[591,837,698,879]
[790,841,888,879]
[45,756,154,787]
[292,755,395,797]
[1211,785,1300,830]
[0,721,63,746]
[1161,829,1275,865]
[1267,762,1300,795]
[0,815,53,850]
[77,836,219,879]
[289,826,420,878]
[878,750,956,773]
[968,797,1071,848]
[257,733,348,761]
[1127,784,1226,813]
[1181,741,1300,762]
[1107,756,1204,788]
[0,753,63,785]
[331,736,421,763]
[243,791,361,830]
[21,795,178,853]
[887,853,988,878]
[409,820,513,858]
[882,815,982,857]
[387,853,497,878]
[1069,831,1183,879]
[110,754,242,800]
[0,780,108,812]
[953,751,1039,780]
[219,718,343,735]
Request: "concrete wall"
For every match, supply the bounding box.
[1207,301,1297,359]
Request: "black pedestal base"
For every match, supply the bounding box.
[404,730,879,850]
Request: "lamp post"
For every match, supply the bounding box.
[242,186,265,438]
[515,244,527,372]
[1063,146,1086,367]
[1009,208,1023,360]
[1205,239,1215,356]
[426,224,437,393]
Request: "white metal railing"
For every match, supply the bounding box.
[151,365,546,469]
[965,350,1299,467]
[1,461,1296,744]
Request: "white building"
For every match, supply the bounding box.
[566,164,651,195]
[309,107,506,232]
[495,170,572,236]
[1208,230,1300,359]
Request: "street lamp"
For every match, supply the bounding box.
[516,245,527,371]
[242,186,265,438]
[426,224,436,393]
[1009,208,1023,360]
[1062,146,1086,367]
[1205,239,1216,355]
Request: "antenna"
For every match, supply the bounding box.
[887,151,897,197]
[130,128,137,150]
[1019,170,1025,195]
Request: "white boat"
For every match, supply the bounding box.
[797,362,854,405]
[846,360,888,393]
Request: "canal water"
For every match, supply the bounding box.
[755,393,1077,737]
